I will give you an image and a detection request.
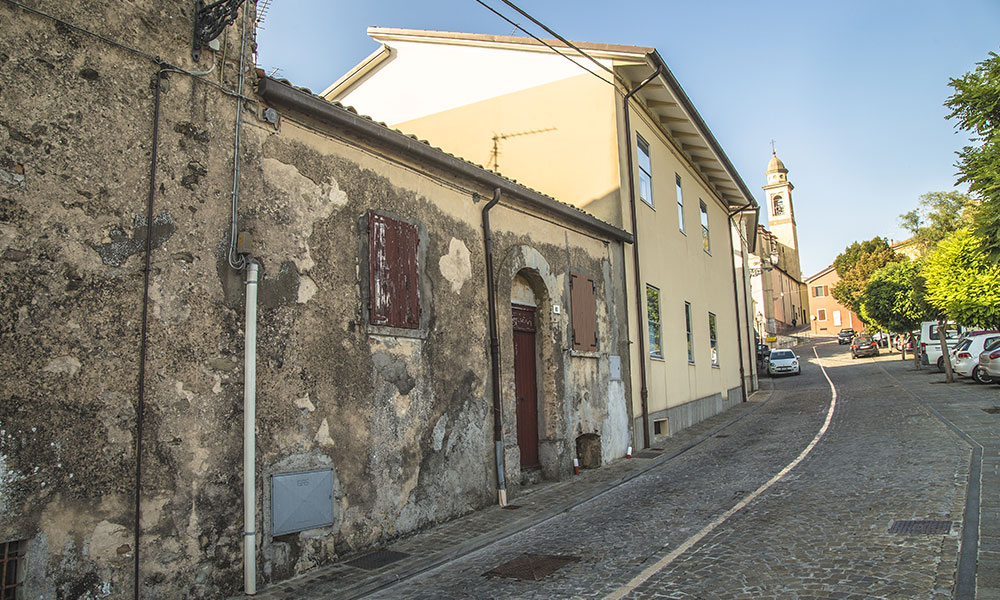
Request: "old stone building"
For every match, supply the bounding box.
[0,1,632,597]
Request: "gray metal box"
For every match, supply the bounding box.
[271,469,334,536]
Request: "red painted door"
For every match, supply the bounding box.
[512,304,539,468]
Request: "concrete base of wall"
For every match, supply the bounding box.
[635,385,744,446]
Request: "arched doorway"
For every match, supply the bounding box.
[511,274,539,469]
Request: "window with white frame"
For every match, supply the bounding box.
[637,135,652,208]
[685,301,694,363]
[708,312,718,366]
[647,285,662,358]
[699,200,710,252]
[676,174,685,232]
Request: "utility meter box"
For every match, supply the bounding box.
[271,469,334,536]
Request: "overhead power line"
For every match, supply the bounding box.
[473,0,616,88]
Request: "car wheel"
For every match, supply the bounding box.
[936,356,944,370]
[973,366,993,384]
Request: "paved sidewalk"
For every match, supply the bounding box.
[249,383,774,600]
[876,354,1000,600]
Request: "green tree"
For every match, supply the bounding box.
[859,261,926,333]
[945,51,1000,260]
[898,191,978,253]
[831,237,902,318]
[922,228,1000,329]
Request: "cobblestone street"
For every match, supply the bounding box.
[256,339,997,599]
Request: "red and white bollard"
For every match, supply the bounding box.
[626,445,632,459]
[573,457,580,475]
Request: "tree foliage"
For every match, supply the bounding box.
[945,51,1000,260]
[898,191,978,253]
[922,229,1000,328]
[859,261,927,333]
[831,237,902,317]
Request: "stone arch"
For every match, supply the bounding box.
[496,245,568,485]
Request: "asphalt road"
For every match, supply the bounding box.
[365,340,969,599]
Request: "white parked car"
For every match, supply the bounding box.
[951,332,1000,383]
[768,349,800,376]
[919,320,964,370]
[977,338,1000,381]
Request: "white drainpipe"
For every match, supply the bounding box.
[244,261,258,595]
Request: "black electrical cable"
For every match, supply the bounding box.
[133,65,165,600]
[473,0,615,88]
[500,0,620,81]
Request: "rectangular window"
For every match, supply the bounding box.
[570,272,598,351]
[708,312,718,366]
[1,540,26,599]
[369,212,420,329]
[813,285,824,297]
[637,135,652,208]
[817,308,827,321]
[685,301,694,363]
[675,174,685,232]
[699,200,710,252]
[647,285,662,358]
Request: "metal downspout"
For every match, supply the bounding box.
[482,188,507,506]
[727,208,749,402]
[623,66,662,449]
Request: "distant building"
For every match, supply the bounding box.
[805,265,864,334]
[891,237,922,260]
[749,153,807,337]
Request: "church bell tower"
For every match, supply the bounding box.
[762,151,801,281]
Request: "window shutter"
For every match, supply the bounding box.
[823,285,829,296]
[369,212,420,329]
[570,272,598,351]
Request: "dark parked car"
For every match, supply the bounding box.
[838,328,856,345]
[851,335,879,359]
[756,343,770,362]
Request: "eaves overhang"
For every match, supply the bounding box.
[258,76,634,245]
[619,50,758,212]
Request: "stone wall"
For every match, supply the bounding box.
[0,2,632,597]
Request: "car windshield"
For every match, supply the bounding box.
[770,350,794,360]
[955,339,972,351]
[855,336,873,343]
[985,338,1000,352]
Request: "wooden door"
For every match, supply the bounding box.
[512,304,539,468]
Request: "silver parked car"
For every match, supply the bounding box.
[952,332,1000,383]
[768,348,800,376]
[977,337,1000,381]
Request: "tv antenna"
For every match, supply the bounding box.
[488,127,556,172]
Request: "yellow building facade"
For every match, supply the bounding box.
[326,28,759,449]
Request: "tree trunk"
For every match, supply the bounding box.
[937,319,955,383]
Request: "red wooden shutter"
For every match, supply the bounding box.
[369,213,420,329]
[570,272,598,351]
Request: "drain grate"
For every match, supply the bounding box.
[983,407,1000,414]
[502,504,522,510]
[633,450,662,458]
[888,520,953,534]
[484,553,580,581]
[714,434,729,438]
[346,550,409,570]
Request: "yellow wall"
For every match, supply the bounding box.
[619,101,744,436]
[393,73,625,227]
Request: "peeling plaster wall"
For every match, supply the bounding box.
[0,2,631,596]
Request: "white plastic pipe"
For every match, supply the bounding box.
[243,261,258,595]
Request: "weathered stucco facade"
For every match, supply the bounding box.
[0,2,633,597]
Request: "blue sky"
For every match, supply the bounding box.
[256,0,999,277]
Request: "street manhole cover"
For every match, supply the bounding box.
[484,553,580,580]
[983,407,1000,414]
[888,520,953,534]
[346,550,409,570]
